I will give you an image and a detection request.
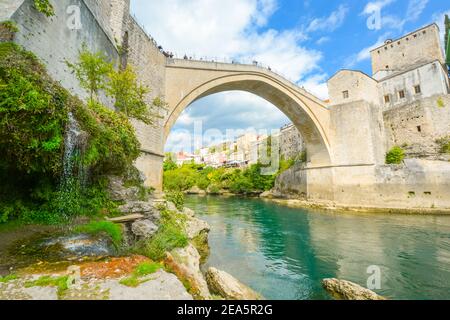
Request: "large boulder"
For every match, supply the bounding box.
[186,186,206,195]
[107,176,140,202]
[182,207,195,218]
[205,267,262,300]
[165,244,211,300]
[118,201,161,222]
[185,217,210,240]
[131,220,159,239]
[322,278,386,300]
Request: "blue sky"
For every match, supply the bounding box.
[130,0,450,152]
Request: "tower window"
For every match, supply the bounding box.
[384,95,391,103]
[414,85,421,94]
[342,90,349,99]
[417,126,422,132]
[399,90,406,99]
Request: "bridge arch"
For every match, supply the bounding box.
[164,60,333,166]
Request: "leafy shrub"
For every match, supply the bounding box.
[75,220,123,246]
[436,136,450,154]
[140,209,188,261]
[386,146,405,164]
[164,191,185,211]
[33,0,55,17]
[119,261,163,287]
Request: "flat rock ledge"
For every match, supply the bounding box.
[205,267,262,300]
[322,278,386,300]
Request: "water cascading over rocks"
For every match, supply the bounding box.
[58,112,89,217]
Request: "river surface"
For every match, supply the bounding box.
[185,195,450,300]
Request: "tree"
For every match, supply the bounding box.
[106,65,163,126]
[445,15,450,67]
[66,44,113,101]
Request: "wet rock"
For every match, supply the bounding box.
[102,270,193,300]
[131,220,158,239]
[29,234,116,262]
[322,278,386,300]
[260,191,274,199]
[165,244,210,299]
[205,267,262,300]
[118,201,161,222]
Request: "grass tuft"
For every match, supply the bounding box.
[75,220,123,246]
[119,261,163,288]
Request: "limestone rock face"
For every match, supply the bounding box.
[182,207,195,218]
[102,270,193,300]
[205,267,262,300]
[322,278,386,300]
[107,176,140,202]
[165,244,211,299]
[185,217,210,240]
[131,220,159,239]
[118,201,161,222]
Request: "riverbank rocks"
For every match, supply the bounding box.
[186,186,207,195]
[118,201,161,222]
[185,216,210,240]
[205,267,262,300]
[165,244,211,300]
[182,207,196,218]
[322,278,386,300]
[131,220,159,239]
[102,270,193,300]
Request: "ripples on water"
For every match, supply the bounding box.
[185,195,450,300]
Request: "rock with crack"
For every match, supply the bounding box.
[322,278,386,300]
[205,267,262,300]
[165,244,211,300]
[107,176,141,202]
[131,219,159,239]
[185,217,210,240]
[118,201,161,222]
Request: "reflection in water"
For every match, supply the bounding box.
[186,196,450,300]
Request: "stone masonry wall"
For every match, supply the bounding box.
[11,0,119,103]
[383,94,450,159]
[123,15,168,189]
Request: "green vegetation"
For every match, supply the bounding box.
[163,160,296,194]
[66,44,112,100]
[165,191,185,211]
[437,97,445,108]
[0,21,19,33]
[386,146,405,164]
[0,274,18,283]
[0,43,157,225]
[138,207,188,261]
[436,136,450,154]
[107,65,164,125]
[119,261,163,287]
[25,275,69,297]
[75,220,123,246]
[33,0,55,17]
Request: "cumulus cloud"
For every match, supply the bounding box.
[344,32,391,67]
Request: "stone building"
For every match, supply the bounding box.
[328,23,450,159]
[279,124,305,160]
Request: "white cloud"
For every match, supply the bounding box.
[406,0,429,22]
[130,0,321,82]
[300,74,329,100]
[316,36,330,45]
[362,0,396,16]
[306,5,349,33]
[344,32,392,67]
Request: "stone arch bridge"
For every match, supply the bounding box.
[137,58,385,203]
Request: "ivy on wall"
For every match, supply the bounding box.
[33,0,55,17]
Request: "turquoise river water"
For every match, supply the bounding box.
[185,195,450,300]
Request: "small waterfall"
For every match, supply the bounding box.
[58,112,88,217]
